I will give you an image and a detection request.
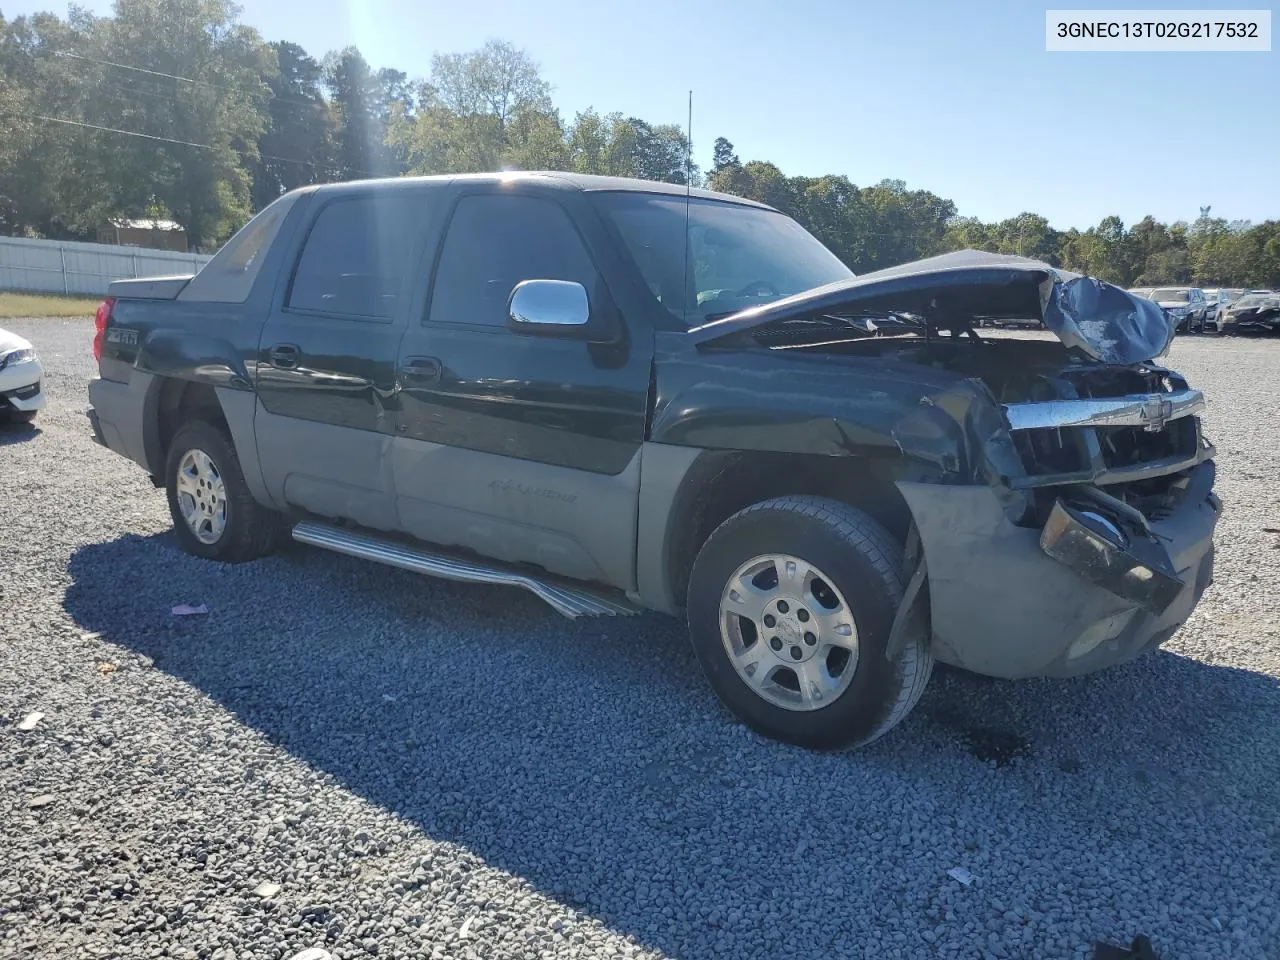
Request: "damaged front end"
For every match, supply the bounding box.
[691,250,1221,678]
[1220,292,1280,334]
[892,357,1220,677]
[893,353,1221,677]
[1000,372,1216,616]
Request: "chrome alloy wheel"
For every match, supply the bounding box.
[175,448,227,545]
[718,554,859,712]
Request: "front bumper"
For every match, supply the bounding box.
[1221,313,1280,333]
[897,463,1220,678]
[0,359,45,412]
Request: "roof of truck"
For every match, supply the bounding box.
[313,171,774,210]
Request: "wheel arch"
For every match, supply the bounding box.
[636,444,924,615]
[143,377,270,506]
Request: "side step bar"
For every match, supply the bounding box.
[291,521,639,619]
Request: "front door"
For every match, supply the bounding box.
[254,188,432,531]
[393,186,653,590]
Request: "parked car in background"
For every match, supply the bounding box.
[1200,289,1245,330]
[1218,291,1280,334]
[1148,287,1209,333]
[0,326,45,423]
[1202,289,1222,328]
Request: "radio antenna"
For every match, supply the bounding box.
[681,90,693,324]
[685,90,693,187]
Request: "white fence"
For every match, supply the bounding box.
[0,236,212,297]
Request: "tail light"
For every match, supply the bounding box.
[92,297,115,362]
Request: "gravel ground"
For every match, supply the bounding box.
[2,318,1278,960]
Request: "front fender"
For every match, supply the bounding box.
[650,339,1020,486]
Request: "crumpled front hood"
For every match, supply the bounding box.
[688,249,1174,365]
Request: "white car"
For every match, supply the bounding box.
[0,327,46,423]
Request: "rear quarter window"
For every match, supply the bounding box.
[179,193,300,304]
[179,192,300,304]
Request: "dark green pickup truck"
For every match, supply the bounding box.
[87,172,1220,749]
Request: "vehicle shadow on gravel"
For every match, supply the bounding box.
[0,420,41,445]
[64,532,1280,958]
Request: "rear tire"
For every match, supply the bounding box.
[165,420,284,562]
[687,496,933,750]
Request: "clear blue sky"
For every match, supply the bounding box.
[7,0,1277,228]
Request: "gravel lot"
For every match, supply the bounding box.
[2,318,1278,960]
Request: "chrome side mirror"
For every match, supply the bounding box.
[508,279,590,333]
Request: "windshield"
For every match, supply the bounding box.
[593,192,853,326]
[1151,288,1189,302]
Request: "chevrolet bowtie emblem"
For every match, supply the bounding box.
[1138,395,1175,432]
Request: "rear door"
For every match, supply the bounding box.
[254,187,434,531]
[392,184,653,590]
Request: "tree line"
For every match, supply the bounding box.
[2,0,1277,289]
[707,148,1280,289]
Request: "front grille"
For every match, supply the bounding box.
[1014,427,1082,476]
[1097,416,1197,470]
[1003,381,1210,489]
[1011,419,1199,478]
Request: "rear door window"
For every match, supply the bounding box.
[288,195,422,320]
[428,194,599,327]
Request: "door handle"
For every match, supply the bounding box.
[268,343,300,370]
[400,356,442,383]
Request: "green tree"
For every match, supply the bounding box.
[249,41,333,208]
[388,93,503,175]
[1126,215,1178,283]
[8,12,1280,286]
[324,47,387,180]
[859,179,956,270]
[1,12,76,236]
[991,213,1058,262]
[430,39,551,147]
[1250,222,1280,288]
[505,105,570,170]
[565,109,633,175]
[793,175,869,267]
[96,0,274,248]
[390,40,562,176]
[942,217,996,252]
[629,118,694,184]
[709,159,796,215]
[711,136,739,174]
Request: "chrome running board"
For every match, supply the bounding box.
[291,521,639,619]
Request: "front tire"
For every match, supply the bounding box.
[687,496,933,749]
[165,420,283,562]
